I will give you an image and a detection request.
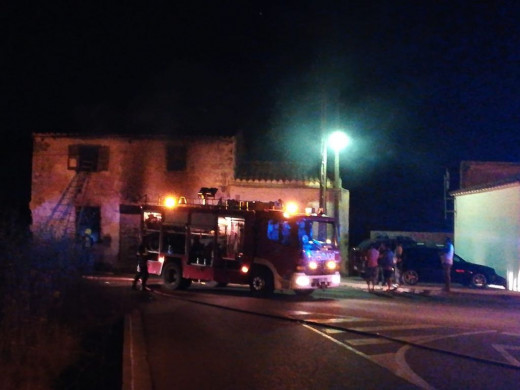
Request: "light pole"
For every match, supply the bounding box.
[327,131,350,244]
[319,136,328,213]
[329,131,350,190]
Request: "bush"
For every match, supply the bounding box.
[0,228,124,389]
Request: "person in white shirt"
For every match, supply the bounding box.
[440,237,454,292]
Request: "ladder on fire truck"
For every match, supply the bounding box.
[43,170,91,239]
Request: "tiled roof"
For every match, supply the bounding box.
[236,161,320,183]
[451,174,520,196]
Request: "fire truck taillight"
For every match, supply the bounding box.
[326,260,337,270]
[158,255,165,263]
[241,265,249,273]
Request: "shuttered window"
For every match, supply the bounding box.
[166,145,187,171]
[68,145,109,172]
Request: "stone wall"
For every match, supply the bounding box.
[31,134,235,268]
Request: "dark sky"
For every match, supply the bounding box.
[3,1,520,243]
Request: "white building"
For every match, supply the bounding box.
[452,161,520,291]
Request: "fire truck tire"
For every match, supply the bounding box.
[249,267,274,297]
[162,262,185,290]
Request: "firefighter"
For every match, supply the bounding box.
[80,228,94,274]
[132,241,149,291]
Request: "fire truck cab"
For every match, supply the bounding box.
[140,200,342,296]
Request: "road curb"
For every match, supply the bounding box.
[340,276,520,301]
[123,309,153,390]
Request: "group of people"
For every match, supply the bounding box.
[363,237,454,293]
[363,241,403,292]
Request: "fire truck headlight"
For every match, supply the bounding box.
[326,260,337,270]
[309,261,318,270]
[241,265,249,273]
[159,255,165,263]
[295,275,311,287]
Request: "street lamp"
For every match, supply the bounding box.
[328,131,350,190]
[326,130,350,252]
[319,131,350,213]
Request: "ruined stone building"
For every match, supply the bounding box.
[31,133,349,271]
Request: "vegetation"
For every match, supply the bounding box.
[0,209,125,390]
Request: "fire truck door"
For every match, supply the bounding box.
[183,212,217,280]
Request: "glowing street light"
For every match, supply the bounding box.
[318,130,350,250]
[319,131,350,211]
[328,131,350,190]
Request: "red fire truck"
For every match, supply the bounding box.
[139,198,342,296]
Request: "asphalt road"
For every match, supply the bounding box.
[113,277,520,390]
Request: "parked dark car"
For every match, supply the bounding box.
[401,246,507,288]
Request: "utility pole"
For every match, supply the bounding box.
[319,94,328,213]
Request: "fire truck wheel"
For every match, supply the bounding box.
[249,268,274,297]
[162,262,183,290]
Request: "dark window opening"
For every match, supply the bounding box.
[68,145,109,172]
[166,145,187,171]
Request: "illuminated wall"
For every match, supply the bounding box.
[454,183,520,291]
[31,133,235,267]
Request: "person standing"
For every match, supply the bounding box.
[394,241,403,286]
[132,241,149,291]
[440,237,454,292]
[80,228,94,274]
[379,243,395,292]
[364,244,380,292]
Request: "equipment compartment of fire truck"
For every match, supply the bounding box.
[139,195,342,296]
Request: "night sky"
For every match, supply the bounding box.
[4,1,520,244]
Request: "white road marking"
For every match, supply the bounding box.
[346,338,392,346]
[305,320,499,390]
[323,328,345,335]
[351,323,440,332]
[492,344,520,367]
[393,330,496,390]
[303,324,435,390]
[305,316,371,323]
[501,332,520,338]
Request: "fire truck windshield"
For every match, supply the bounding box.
[266,217,337,248]
[297,218,336,249]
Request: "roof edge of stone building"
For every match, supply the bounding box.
[461,160,520,168]
[32,132,235,142]
[233,178,321,188]
[235,160,321,183]
[451,175,520,196]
